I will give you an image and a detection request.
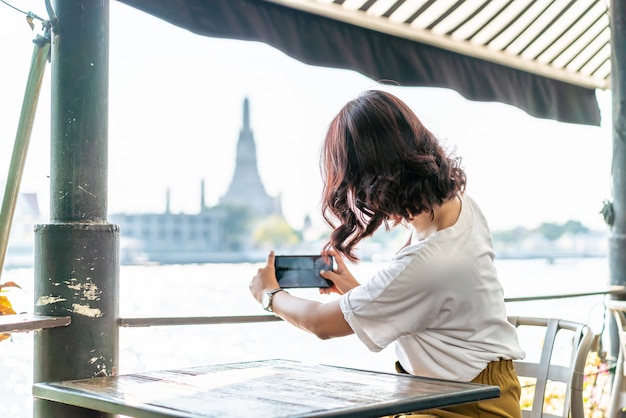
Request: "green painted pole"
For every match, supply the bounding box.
[608,0,626,395]
[610,0,626,288]
[0,36,50,277]
[33,1,118,417]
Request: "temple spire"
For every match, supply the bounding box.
[200,179,206,211]
[243,97,250,132]
[219,97,278,217]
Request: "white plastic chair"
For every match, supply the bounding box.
[508,316,594,418]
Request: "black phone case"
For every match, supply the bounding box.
[274,255,334,288]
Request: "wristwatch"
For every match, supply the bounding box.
[262,288,285,312]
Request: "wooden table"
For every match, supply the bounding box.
[33,359,500,418]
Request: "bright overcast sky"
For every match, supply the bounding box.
[0,1,614,232]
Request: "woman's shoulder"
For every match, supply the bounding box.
[459,193,480,212]
[459,193,492,228]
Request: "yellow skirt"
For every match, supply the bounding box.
[393,358,522,418]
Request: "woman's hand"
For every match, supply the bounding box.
[250,250,355,339]
[249,250,280,303]
[319,250,360,295]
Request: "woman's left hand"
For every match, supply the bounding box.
[249,250,280,303]
[318,250,360,295]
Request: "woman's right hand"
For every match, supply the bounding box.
[319,250,360,295]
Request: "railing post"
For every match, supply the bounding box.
[33,1,118,417]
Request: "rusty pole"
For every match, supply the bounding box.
[610,1,626,286]
[33,1,118,417]
[607,1,626,409]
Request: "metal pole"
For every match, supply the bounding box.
[33,1,118,417]
[0,35,50,276]
[608,1,626,417]
[610,0,626,288]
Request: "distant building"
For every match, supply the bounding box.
[10,193,41,243]
[4,192,42,269]
[110,97,282,264]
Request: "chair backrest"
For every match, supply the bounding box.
[508,316,594,418]
[605,300,626,418]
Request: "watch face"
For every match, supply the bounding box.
[262,292,272,311]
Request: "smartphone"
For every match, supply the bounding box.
[274,255,334,288]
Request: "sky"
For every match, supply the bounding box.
[0,1,614,233]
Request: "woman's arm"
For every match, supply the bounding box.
[270,292,353,339]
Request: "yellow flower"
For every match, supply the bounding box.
[0,294,15,316]
[0,281,21,342]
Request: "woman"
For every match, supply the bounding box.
[250,90,524,418]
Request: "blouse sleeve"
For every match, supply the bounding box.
[339,247,449,351]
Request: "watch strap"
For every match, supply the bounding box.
[263,288,285,312]
[268,287,283,296]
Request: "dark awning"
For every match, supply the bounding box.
[116,0,608,126]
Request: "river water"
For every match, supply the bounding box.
[0,257,613,417]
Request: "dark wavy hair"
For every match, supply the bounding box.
[320,90,467,262]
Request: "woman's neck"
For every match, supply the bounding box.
[409,195,462,241]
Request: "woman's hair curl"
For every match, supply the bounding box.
[320,90,466,262]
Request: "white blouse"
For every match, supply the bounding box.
[339,194,525,381]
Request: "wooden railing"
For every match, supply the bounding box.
[0,313,70,333]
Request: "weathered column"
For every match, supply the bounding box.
[607,4,626,416]
[610,0,626,287]
[33,1,118,417]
